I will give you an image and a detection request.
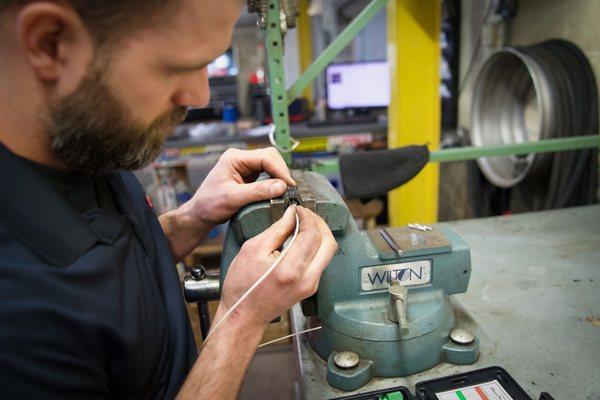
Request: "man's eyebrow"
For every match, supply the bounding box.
[164,60,210,74]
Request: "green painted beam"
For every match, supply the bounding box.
[307,135,600,173]
[286,0,388,104]
[429,135,600,163]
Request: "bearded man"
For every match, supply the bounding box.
[0,1,337,398]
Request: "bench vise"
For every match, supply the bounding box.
[219,171,479,391]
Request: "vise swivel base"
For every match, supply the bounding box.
[220,171,479,392]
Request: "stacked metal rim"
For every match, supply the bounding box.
[471,39,598,208]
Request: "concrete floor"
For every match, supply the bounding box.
[240,344,297,400]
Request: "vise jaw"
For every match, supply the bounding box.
[220,171,479,392]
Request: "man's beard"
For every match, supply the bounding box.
[48,70,187,176]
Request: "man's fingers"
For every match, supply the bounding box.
[230,178,287,206]
[276,207,322,283]
[227,148,295,186]
[250,205,297,253]
[304,212,337,288]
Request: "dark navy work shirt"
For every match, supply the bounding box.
[0,143,197,399]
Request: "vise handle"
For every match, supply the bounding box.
[387,281,409,336]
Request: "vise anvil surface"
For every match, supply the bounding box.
[220,171,478,391]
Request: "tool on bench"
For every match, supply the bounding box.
[213,170,478,391]
[180,146,555,398]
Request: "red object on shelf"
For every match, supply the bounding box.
[249,73,260,85]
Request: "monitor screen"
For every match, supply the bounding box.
[326,61,390,109]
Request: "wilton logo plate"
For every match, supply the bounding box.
[361,260,431,291]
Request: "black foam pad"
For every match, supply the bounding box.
[339,145,430,199]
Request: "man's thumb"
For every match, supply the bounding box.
[254,205,297,252]
[233,179,287,205]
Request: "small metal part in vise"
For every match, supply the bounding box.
[270,171,316,222]
[283,185,302,207]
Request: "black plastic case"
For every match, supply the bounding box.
[414,366,532,400]
[330,366,544,400]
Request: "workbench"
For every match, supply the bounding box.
[290,205,600,399]
[164,120,387,148]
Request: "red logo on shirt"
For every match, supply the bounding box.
[145,194,154,211]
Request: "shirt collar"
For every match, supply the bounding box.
[0,142,102,266]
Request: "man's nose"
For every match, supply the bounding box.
[172,68,211,108]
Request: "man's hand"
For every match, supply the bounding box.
[159,147,295,261]
[219,204,337,327]
[191,147,295,225]
[177,205,337,399]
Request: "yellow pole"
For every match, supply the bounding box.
[297,0,314,107]
[387,0,440,225]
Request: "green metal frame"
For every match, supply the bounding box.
[264,0,600,167]
[429,135,600,163]
[265,0,293,164]
[265,0,387,165]
[309,135,600,174]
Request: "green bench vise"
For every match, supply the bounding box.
[219,171,479,391]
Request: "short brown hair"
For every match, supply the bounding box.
[1,1,176,46]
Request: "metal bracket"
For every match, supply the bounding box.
[264,0,293,165]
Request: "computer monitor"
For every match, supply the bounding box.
[326,61,390,110]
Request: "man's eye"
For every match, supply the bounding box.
[165,63,208,75]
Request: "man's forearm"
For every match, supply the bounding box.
[159,201,213,262]
[177,309,266,399]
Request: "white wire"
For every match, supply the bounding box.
[257,326,322,348]
[268,124,300,152]
[202,212,301,348]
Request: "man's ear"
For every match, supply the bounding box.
[16,2,93,85]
